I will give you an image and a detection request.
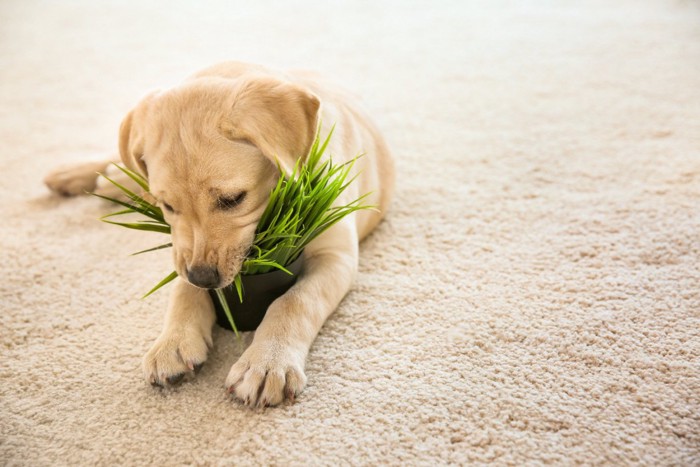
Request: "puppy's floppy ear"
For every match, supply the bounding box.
[118,109,149,177]
[119,91,159,177]
[220,77,320,172]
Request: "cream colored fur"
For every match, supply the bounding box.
[44,61,395,407]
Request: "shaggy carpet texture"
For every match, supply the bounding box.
[1,0,699,465]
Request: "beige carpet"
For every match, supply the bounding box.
[1,0,699,465]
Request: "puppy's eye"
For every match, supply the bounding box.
[162,202,174,213]
[216,192,247,210]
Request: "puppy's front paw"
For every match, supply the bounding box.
[225,341,307,408]
[143,326,212,387]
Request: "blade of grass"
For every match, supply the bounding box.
[131,242,173,256]
[111,163,150,192]
[102,219,171,234]
[93,192,165,223]
[142,271,178,299]
[215,288,240,338]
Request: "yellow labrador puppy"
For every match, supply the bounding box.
[45,61,394,407]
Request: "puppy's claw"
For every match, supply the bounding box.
[193,362,204,373]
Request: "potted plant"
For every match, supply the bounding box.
[94,127,373,337]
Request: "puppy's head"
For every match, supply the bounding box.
[119,76,320,289]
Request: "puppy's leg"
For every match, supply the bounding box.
[225,221,358,407]
[44,159,140,199]
[143,279,216,386]
[44,160,111,196]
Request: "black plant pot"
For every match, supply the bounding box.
[209,254,304,332]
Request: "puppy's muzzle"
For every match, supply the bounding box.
[187,265,220,289]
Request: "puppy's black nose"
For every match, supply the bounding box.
[187,266,220,289]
